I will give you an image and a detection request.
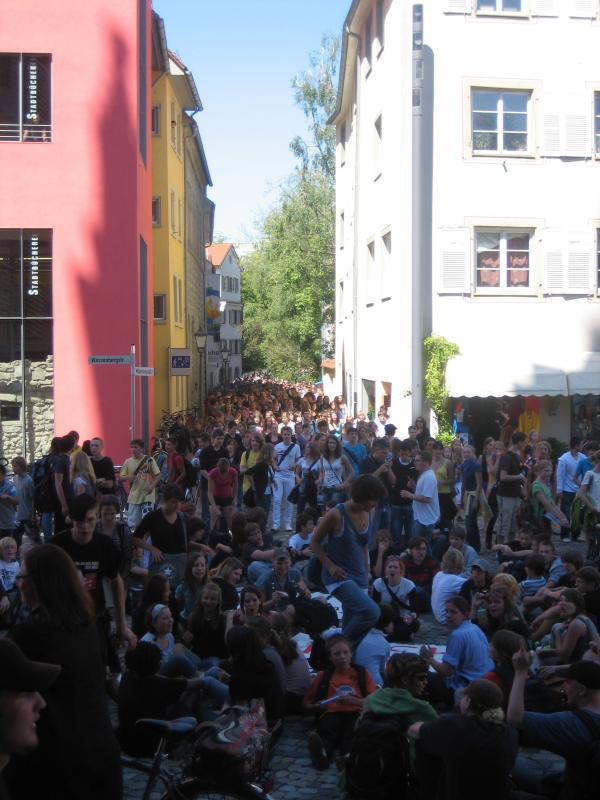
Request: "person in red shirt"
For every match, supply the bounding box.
[208,458,238,532]
[165,437,186,490]
[303,635,377,769]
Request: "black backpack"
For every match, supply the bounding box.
[345,713,414,800]
[31,455,56,513]
[573,710,600,800]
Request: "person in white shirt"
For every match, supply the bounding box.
[556,437,584,543]
[272,427,301,532]
[431,548,466,624]
[401,451,440,544]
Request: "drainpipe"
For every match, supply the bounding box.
[347,26,361,417]
[411,4,424,419]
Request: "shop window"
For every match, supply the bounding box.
[0,54,52,142]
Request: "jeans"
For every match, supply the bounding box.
[559,491,576,539]
[40,512,53,541]
[412,586,431,612]
[413,521,435,545]
[258,494,271,532]
[331,579,380,648]
[272,472,296,529]
[370,505,390,548]
[247,560,272,584]
[390,505,413,545]
[465,504,480,552]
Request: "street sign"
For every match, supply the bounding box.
[134,366,155,377]
[88,355,132,365]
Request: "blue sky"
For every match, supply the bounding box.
[152,0,349,242]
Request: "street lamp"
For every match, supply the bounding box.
[194,330,208,352]
[194,330,208,409]
[220,339,230,388]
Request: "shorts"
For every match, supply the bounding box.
[214,496,233,508]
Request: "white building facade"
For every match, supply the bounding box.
[333,0,600,447]
[205,244,243,387]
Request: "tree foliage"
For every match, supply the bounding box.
[242,35,339,381]
[423,335,460,439]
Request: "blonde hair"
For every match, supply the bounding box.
[0,536,17,556]
[441,548,464,575]
[70,451,96,487]
[491,572,520,602]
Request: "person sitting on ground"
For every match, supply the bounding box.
[446,526,479,577]
[174,552,208,629]
[519,553,547,618]
[240,524,276,585]
[459,559,492,605]
[492,525,534,582]
[303,634,377,770]
[369,529,404,579]
[507,648,600,800]
[288,512,315,563]
[372,556,420,641]
[210,557,243,612]
[117,642,205,757]
[361,652,437,729]
[354,604,393,686]
[257,548,312,621]
[230,585,266,627]
[544,589,600,665]
[431,549,467,624]
[400,536,440,611]
[270,612,313,714]
[483,629,527,708]
[141,603,199,678]
[245,615,286,695]
[408,679,518,800]
[225,625,284,726]
[471,585,530,641]
[187,582,229,667]
[576,566,600,626]
[420,595,494,708]
[131,574,172,638]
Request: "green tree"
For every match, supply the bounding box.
[242,35,339,380]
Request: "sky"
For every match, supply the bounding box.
[152,0,350,243]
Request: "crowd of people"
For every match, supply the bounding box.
[1,376,600,800]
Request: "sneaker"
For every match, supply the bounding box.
[561,536,571,543]
[271,527,280,532]
[308,731,329,770]
[285,525,293,532]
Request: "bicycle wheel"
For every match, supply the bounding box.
[160,777,274,800]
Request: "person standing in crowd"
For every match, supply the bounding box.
[359,437,394,534]
[0,639,61,800]
[52,495,136,652]
[198,428,228,525]
[6,545,122,799]
[0,466,18,540]
[460,445,482,552]
[272,426,301,533]
[119,439,161,531]
[311,475,385,647]
[400,451,440,545]
[165,437,186,491]
[10,458,34,545]
[557,437,585,542]
[89,437,115,497]
[342,427,367,480]
[389,439,417,547]
[50,434,75,535]
[495,431,526,544]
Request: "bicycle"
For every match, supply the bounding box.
[121,716,276,800]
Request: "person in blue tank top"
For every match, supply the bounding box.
[311,475,386,647]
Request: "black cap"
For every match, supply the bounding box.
[0,639,61,692]
[564,660,600,690]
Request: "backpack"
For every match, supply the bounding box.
[183,458,198,488]
[345,713,414,800]
[31,455,56,513]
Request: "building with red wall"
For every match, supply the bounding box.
[0,0,154,463]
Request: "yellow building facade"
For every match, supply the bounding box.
[151,27,201,425]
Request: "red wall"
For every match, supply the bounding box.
[0,0,153,463]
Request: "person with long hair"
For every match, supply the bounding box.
[225,625,284,724]
[6,545,121,799]
[132,573,171,637]
[546,589,600,664]
[245,443,276,522]
[319,435,353,507]
[188,582,228,664]
[483,629,525,708]
[175,552,207,625]
[471,585,530,641]
[211,556,243,611]
[408,679,518,800]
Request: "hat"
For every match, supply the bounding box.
[272,548,291,560]
[0,639,61,692]
[471,559,489,572]
[564,660,600,690]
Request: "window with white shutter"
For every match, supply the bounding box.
[542,231,593,295]
[443,0,472,13]
[541,96,592,158]
[569,0,597,18]
[531,0,560,15]
[438,229,470,294]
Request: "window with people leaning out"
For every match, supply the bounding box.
[0,53,52,142]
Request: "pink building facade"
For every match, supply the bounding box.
[0,0,154,463]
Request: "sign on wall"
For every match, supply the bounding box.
[169,348,192,376]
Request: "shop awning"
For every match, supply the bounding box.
[567,353,600,395]
[446,356,569,398]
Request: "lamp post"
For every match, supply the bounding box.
[194,330,208,410]
[220,338,230,389]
